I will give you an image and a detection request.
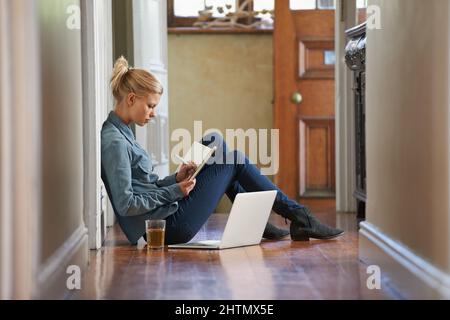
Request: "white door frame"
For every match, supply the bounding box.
[0,0,42,299]
[335,0,357,212]
[133,0,170,178]
[81,0,114,250]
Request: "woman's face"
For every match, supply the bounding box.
[128,92,161,126]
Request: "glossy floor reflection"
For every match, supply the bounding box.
[72,210,401,300]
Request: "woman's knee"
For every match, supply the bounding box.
[200,133,247,165]
[201,132,229,164]
[201,132,225,148]
[228,149,247,165]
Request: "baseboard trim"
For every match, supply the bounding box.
[37,224,89,299]
[360,221,450,299]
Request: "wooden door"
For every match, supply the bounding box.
[274,0,335,201]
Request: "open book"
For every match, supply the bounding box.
[176,141,217,181]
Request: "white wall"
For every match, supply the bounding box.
[37,0,89,298]
[361,0,450,298]
[0,0,89,299]
[0,0,42,299]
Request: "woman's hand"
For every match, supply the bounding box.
[178,179,196,197]
[176,161,197,182]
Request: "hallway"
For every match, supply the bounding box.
[5,0,450,302]
[72,210,400,300]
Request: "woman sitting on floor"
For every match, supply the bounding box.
[101,56,344,245]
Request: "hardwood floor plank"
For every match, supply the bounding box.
[73,210,399,300]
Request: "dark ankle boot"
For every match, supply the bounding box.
[263,222,289,240]
[286,207,344,241]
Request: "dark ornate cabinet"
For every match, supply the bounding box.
[345,22,366,220]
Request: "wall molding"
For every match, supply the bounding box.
[360,221,450,299]
[37,225,88,299]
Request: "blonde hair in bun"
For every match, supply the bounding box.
[110,56,163,102]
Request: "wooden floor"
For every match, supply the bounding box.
[72,209,401,300]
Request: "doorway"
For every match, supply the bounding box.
[274,0,336,207]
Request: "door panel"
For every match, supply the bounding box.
[299,118,335,196]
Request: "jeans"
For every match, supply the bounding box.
[164,133,304,245]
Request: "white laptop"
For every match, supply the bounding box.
[168,190,277,250]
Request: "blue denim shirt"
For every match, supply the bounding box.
[101,111,184,224]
